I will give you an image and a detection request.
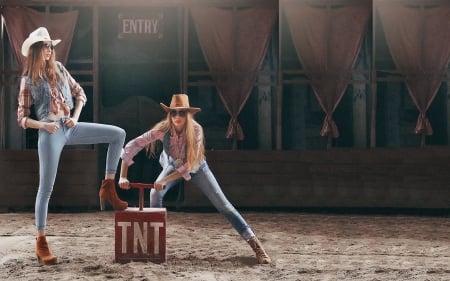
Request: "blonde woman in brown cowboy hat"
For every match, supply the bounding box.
[18,27,128,265]
[118,93,271,264]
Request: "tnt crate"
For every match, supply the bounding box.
[115,207,167,263]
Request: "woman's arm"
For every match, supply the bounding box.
[121,129,165,166]
[23,118,56,133]
[118,160,131,189]
[118,129,165,189]
[64,98,83,128]
[61,63,87,106]
[154,170,183,191]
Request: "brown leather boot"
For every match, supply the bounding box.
[98,179,128,211]
[36,236,57,265]
[247,236,272,264]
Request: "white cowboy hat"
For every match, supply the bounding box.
[21,27,61,57]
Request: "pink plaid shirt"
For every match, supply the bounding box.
[122,126,204,180]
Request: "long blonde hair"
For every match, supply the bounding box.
[147,112,205,170]
[22,42,63,86]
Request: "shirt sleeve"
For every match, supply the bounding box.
[61,64,87,106]
[17,78,32,129]
[121,129,165,166]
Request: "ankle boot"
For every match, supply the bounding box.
[36,236,57,265]
[247,236,272,264]
[98,179,128,211]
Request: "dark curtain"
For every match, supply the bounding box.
[190,7,277,144]
[1,6,78,67]
[283,1,371,138]
[377,2,450,135]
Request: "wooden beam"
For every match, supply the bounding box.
[183,7,189,93]
[370,2,377,148]
[0,0,277,8]
[281,0,448,6]
[276,4,284,151]
[93,6,99,123]
[0,17,4,149]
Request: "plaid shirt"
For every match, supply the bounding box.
[121,126,204,181]
[17,65,87,128]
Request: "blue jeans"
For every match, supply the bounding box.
[150,161,255,241]
[36,119,125,230]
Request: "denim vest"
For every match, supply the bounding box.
[158,132,172,168]
[159,131,204,173]
[23,61,74,121]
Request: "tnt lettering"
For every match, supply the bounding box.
[117,221,164,254]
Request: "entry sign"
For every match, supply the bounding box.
[115,208,167,263]
[118,12,164,40]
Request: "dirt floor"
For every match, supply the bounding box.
[0,209,449,281]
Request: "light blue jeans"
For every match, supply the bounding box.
[150,161,255,241]
[36,118,126,230]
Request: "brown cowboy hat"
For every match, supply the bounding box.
[160,94,201,114]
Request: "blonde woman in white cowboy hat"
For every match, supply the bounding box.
[18,27,128,265]
[118,93,271,264]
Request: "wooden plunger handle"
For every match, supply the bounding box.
[129,182,154,211]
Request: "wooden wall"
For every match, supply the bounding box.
[2,147,450,212]
[183,148,450,210]
[0,150,98,212]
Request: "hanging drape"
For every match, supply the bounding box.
[376,2,450,135]
[1,6,78,67]
[283,1,371,138]
[190,7,277,141]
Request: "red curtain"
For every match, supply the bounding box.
[283,1,371,138]
[377,2,450,135]
[190,7,277,142]
[1,6,78,67]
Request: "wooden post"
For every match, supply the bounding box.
[370,2,377,148]
[276,4,284,150]
[0,17,4,149]
[327,134,332,150]
[420,133,426,148]
[182,6,188,93]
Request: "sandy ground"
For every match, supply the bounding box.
[0,210,449,281]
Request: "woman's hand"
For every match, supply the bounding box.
[118,177,130,189]
[43,122,60,134]
[63,117,78,128]
[154,181,165,191]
